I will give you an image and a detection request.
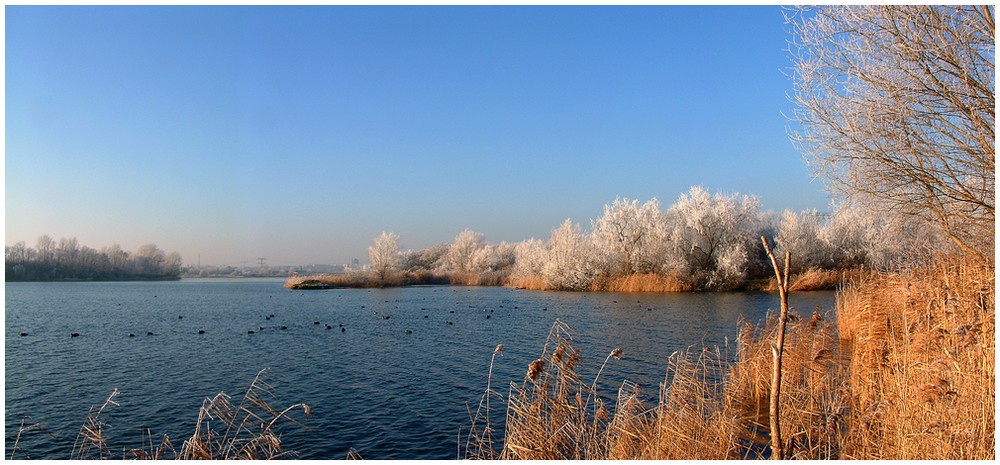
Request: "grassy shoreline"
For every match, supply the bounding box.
[286,267,866,292]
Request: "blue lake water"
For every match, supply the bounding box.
[5,279,834,459]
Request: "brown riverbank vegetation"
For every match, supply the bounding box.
[465,254,994,459]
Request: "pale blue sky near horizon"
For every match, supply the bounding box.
[6,5,832,266]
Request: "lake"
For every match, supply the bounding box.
[5,279,835,459]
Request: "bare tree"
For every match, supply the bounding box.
[787,5,995,261]
[368,231,401,281]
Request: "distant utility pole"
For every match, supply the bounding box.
[257,257,267,268]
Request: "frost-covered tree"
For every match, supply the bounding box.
[445,229,486,273]
[773,209,830,272]
[822,201,952,271]
[400,243,448,272]
[36,235,55,265]
[511,238,546,281]
[102,244,130,272]
[470,241,516,273]
[543,219,600,291]
[134,243,166,276]
[787,5,995,261]
[665,186,760,289]
[368,231,401,281]
[6,237,181,281]
[592,197,667,275]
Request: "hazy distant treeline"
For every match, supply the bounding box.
[5,236,182,281]
[366,186,954,291]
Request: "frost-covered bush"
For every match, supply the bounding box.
[470,241,517,273]
[511,239,546,280]
[774,209,831,273]
[591,197,668,275]
[665,186,760,290]
[400,243,449,272]
[444,229,486,273]
[542,219,601,291]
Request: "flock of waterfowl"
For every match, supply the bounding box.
[19,293,665,340]
[26,299,517,339]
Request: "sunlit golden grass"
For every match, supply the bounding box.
[14,369,310,460]
[835,256,994,459]
[507,273,692,292]
[470,254,994,460]
[600,273,693,292]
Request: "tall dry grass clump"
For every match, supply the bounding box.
[14,369,310,460]
[727,310,849,458]
[464,313,850,460]
[599,273,692,293]
[835,255,994,459]
[468,255,993,460]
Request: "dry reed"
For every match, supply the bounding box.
[835,255,994,459]
[468,255,992,459]
[601,273,692,293]
[17,369,310,460]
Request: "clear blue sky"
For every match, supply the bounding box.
[6,5,830,266]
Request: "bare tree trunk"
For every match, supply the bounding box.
[761,236,790,460]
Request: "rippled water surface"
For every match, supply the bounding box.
[5,279,834,459]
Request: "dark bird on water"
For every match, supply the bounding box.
[129,333,135,337]
[314,321,320,325]
[280,326,288,330]
[405,330,413,334]
[198,329,206,334]
[71,333,80,337]
[341,327,346,332]
[248,330,256,334]
[325,324,332,330]
[147,331,154,336]
[19,332,28,337]
[178,316,183,319]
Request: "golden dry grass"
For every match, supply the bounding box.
[470,254,994,460]
[601,273,693,292]
[507,273,692,292]
[835,256,994,459]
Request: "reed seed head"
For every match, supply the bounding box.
[527,359,546,381]
[494,344,505,355]
[552,346,565,365]
[610,348,623,360]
